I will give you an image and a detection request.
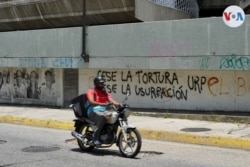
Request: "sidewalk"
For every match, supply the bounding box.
[0,105,250,151]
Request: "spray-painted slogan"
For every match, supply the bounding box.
[97,70,206,101]
[97,70,250,101]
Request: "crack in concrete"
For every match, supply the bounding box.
[228,124,249,134]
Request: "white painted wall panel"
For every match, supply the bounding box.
[0,28,82,58]
[87,16,250,70]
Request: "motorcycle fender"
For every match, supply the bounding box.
[73,119,84,128]
[122,125,136,132]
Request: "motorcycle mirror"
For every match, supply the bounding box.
[122,91,130,103]
[126,91,130,97]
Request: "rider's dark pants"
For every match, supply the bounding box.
[88,111,106,140]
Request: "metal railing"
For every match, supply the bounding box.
[149,0,199,17]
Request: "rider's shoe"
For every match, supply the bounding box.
[93,139,102,146]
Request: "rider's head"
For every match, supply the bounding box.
[93,76,106,90]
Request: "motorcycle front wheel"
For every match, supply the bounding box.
[75,124,94,152]
[117,128,142,158]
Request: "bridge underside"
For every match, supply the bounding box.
[1,0,249,32]
[0,0,140,32]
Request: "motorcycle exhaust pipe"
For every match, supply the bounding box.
[71,131,84,142]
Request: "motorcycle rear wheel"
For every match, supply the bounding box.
[75,124,94,152]
[117,128,142,158]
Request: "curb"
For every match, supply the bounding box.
[0,115,74,130]
[132,112,250,124]
[1,115,250,151]
[139,129,250,151]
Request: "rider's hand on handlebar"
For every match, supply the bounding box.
[114,103,121,108]
[106,102,113,106]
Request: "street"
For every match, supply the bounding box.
[0,123,249,167]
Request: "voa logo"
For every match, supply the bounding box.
[223,5,245,28]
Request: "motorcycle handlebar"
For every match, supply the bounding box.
[106,102,129,112]
[106,102,113,106]
[107,92,130,111]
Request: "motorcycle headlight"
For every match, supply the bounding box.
[124,110,131,118]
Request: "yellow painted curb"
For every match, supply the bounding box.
[0,115,74,130]
[139,129,250,151]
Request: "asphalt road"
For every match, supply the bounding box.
[1,123,249,167]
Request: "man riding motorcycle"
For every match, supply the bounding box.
[86,76,120,145]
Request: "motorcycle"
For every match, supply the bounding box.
[70,92,142,158]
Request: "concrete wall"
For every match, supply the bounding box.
[84,15,250,112]
[1,16,249,70]
[79,69,250,112]
[86,16,250,70]
[0,27,86,69]
[0,16,250,111]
